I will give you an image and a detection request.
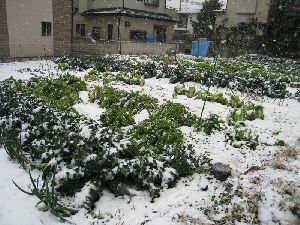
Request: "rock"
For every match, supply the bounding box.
[290,203,300,218]
[244,165,262,174]
[211,163,232,181]
[201,185,208,191]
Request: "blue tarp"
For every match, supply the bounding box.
[147,37,157,43]
[192,40,212,57]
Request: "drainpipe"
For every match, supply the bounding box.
[255,0,259,18]
[118,17,122,55]
[179,0,182,12]
[123,0,125,8]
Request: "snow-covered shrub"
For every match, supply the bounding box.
[225,124,259,150]
[129,116,184,156]
[137,62,159,79]
[84,69,99,81]
[195,114,225,135]
[229,104,264,123]
[229,95,244,108]
[0,79,211,207]
[102,72,142,85]
[174,85,229,106]
[100,105,135,128]
[89,86,158,114]
[15,73,87,112]
[151,101,197,127]
[56,55,293,99]
[57,63,70,71]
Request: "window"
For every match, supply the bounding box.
[178,14,189,28]
[144,0,159,6]
[76,24,85,36]
[41,22,51,36]
[289,0,300,4]
[108,24,113,40]
[154,25,166,42]
[92,27,100,40]
[130,30,147,41]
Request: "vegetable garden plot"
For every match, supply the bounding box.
[0,54,299,225]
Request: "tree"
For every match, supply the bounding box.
[192,0,223,40]
[266,0,300,58]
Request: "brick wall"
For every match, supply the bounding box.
[52,0,72,56]
[0,0,10,59]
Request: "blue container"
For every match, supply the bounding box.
[192,40,211,57]
[147,37,157,43]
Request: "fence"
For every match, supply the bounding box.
[72,39,178,56]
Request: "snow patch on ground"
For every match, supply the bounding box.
[1,59,300,225]
[134,109,150,123]
[73,103,106,121]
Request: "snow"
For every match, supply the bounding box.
[134,109,150,123]
[0,150,65,225]
[0,58,300,225]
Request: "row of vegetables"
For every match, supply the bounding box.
[0,54,294,220]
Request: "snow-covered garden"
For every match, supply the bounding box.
[0,55,299,225]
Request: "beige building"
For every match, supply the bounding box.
[216,0,271,28]
[0,0,72,59]
[0,0,177,59]
[72,0,178,55]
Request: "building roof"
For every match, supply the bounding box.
[81,8,177,22]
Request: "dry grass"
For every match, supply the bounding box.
[279,146,298,160]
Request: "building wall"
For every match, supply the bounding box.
[53,0,73,56]
[90,0,166,13]
[73,15,120,41]
[5,0,54,57]
[218,0,270,27]
[73,41,177,55]
[120,17,174,42]
[73,14,174,43]
[0,0,10,59]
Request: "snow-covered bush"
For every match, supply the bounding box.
[151,101,197,127]
[0,78,211,208]
[195,114,225,135]
[229,104,264,124]
[15,73,87,112]
[100,105,135,128]
[89,86,158,114]
[56,55,294,99]
[174,85,229,106]
[225,124,259,150]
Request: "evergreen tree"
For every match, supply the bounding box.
[192,0,223,40]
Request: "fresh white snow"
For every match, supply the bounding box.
[0,59,299,225]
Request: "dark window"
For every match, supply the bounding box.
[154,25,166,42]
[108,24,113,40]
[41,22,51,36]
[76,24,85,36]
[178,14,189,28]
[144,0,159,6]
[130,30,147,41]
[288,0,300,4]
[92,27,100,40]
